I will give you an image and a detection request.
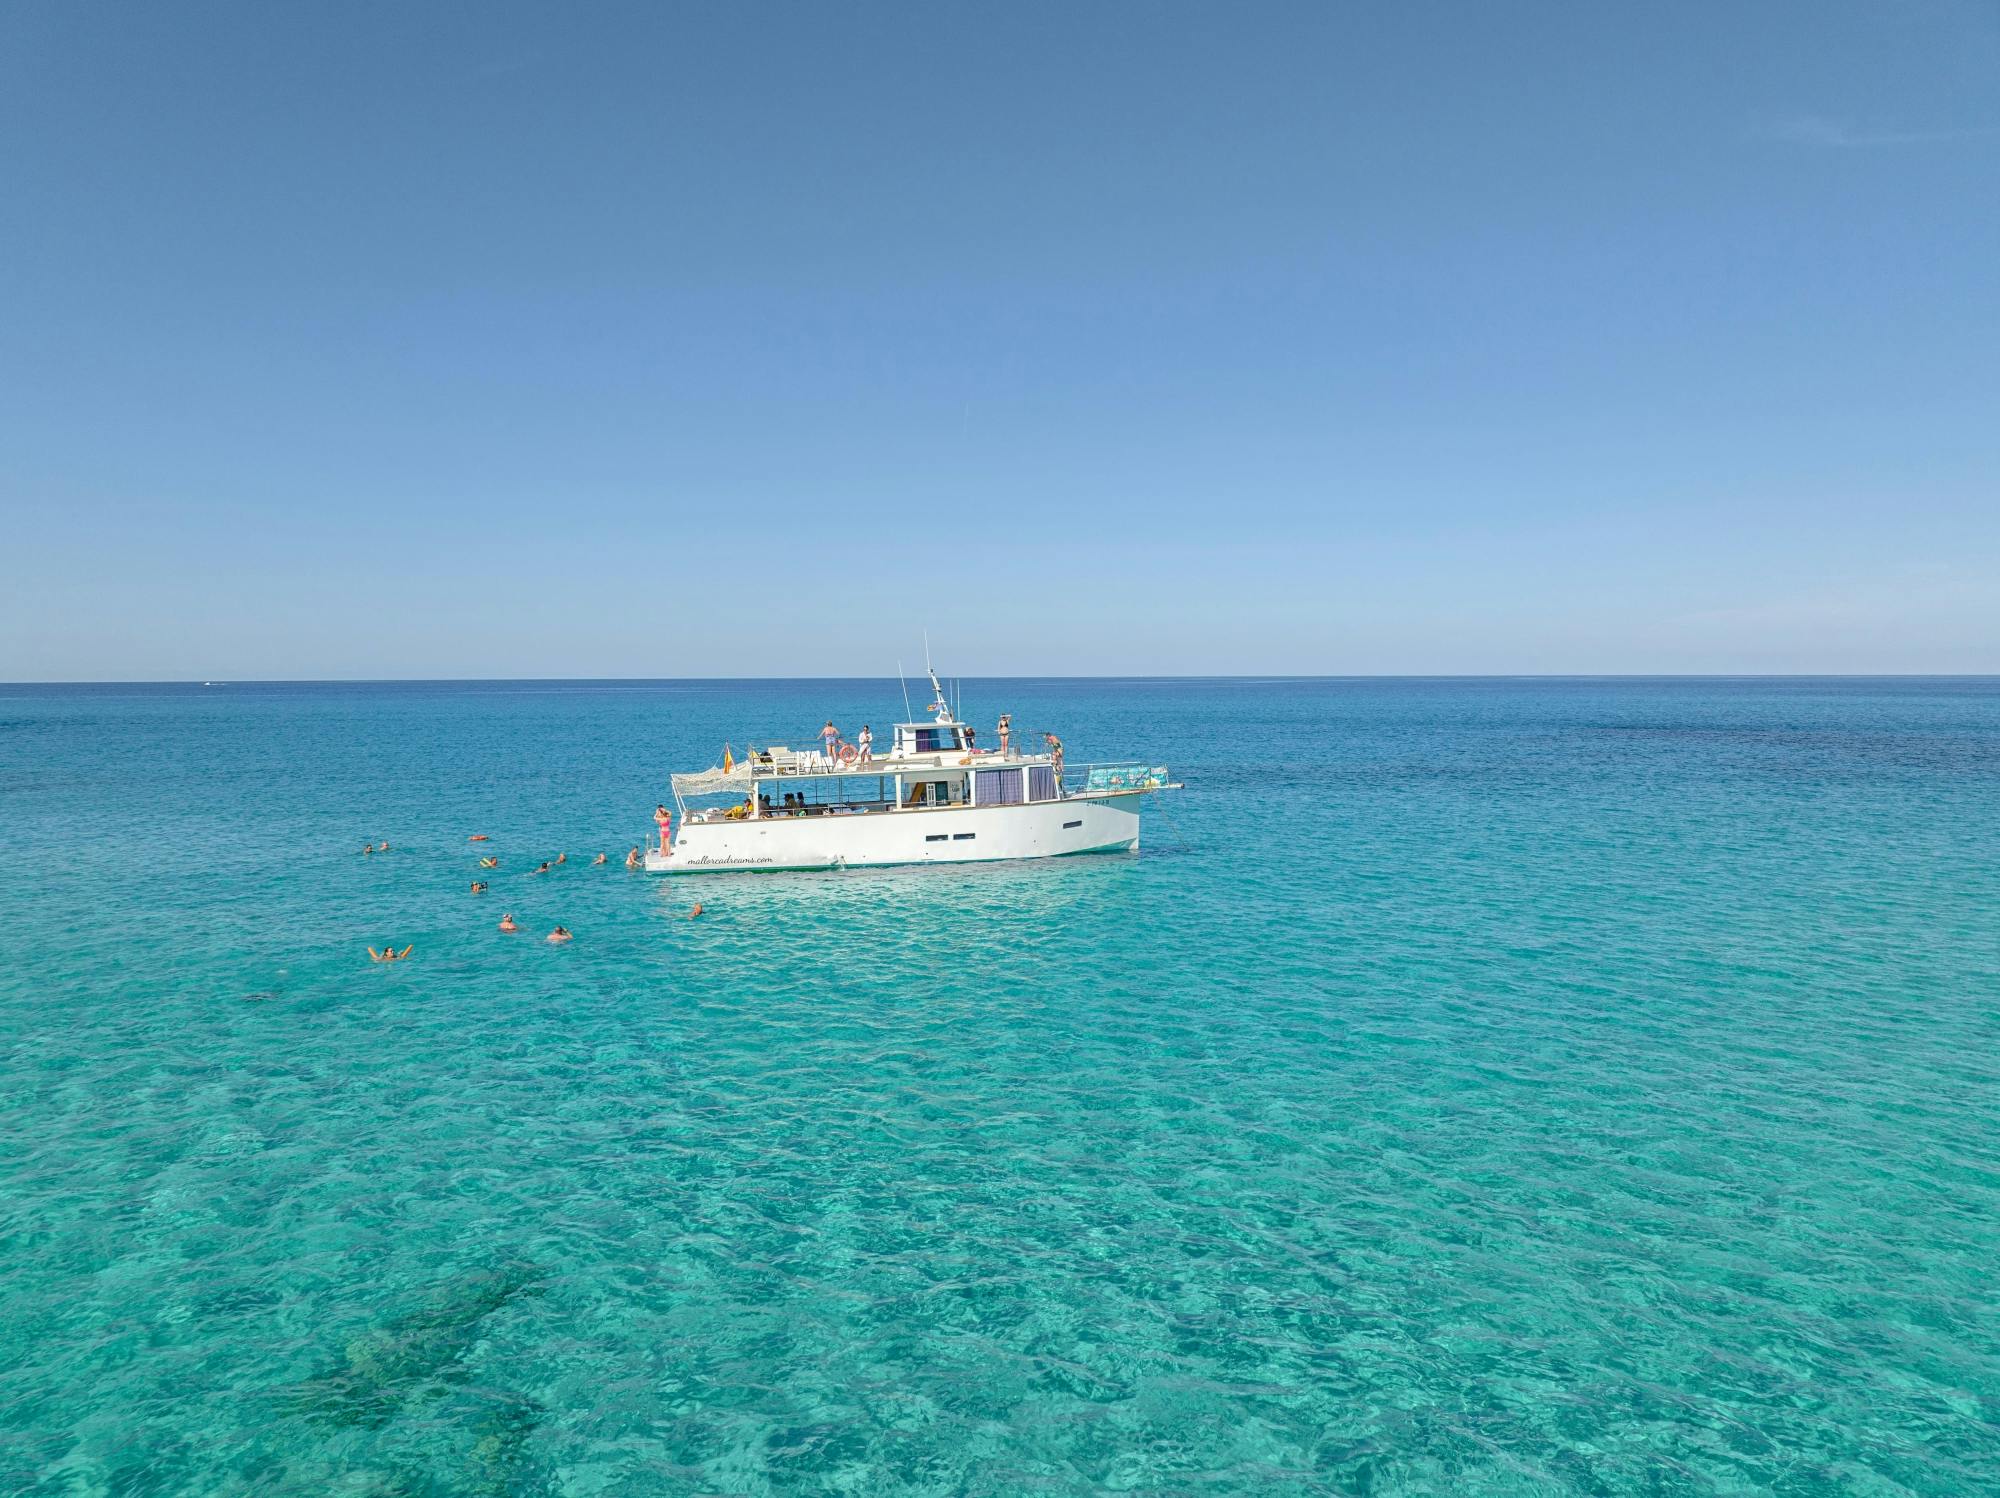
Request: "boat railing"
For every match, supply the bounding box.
[1059,763,1174,796]
[750,747,1050,777]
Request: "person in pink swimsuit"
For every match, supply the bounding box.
[654,803,672,854]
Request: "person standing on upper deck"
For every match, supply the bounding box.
[820,720,840,764]
[856,725,873,764]
[997,714,1011,757]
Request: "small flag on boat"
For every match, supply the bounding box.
[722,743,734,773]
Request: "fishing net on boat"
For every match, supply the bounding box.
[671,764,752,797]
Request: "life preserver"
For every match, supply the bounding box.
[838,744,858,765]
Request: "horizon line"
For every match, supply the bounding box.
[8,673,2000,688]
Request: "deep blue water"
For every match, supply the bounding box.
[2,678,1997,1495]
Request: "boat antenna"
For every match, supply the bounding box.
[898,661,913,721]
[921,631,952,721]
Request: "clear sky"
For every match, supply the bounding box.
[3,2,1996,680]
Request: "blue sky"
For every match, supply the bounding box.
[3,2,1996,679]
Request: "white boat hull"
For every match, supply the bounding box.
[646,793,1145,873]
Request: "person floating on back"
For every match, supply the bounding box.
[367,944,412,962]
[479,856,499,869]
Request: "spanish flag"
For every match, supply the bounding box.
[722,743,734,773]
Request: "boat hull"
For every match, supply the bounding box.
[646,794,1144,873]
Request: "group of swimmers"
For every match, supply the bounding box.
[488,915,571,942]
[365,833,665,961]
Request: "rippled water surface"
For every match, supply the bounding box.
[3,678,1998,1495]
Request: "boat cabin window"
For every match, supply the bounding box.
[904,779,959,807]
[974,767,1024,806]
[903,724,968,754]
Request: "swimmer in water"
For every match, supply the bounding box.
[498,914,518,932]
[367,944,413,962]
[555,853,566,865]
[532,862,551,875]
[689,903,703,919]
[471,881,488,893]
[377,841,390,853]
[479,856,498,869]
[363,843,375,856]
[547,925,573,944]
[625,848,641,869]
[593,853,607,865]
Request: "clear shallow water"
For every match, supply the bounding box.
[2,677,1997,1496]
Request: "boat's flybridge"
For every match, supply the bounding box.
[652,663,1175,873]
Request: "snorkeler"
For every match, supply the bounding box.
[498,914,518,932]
[471,881,488,894]
[547,925,573,944]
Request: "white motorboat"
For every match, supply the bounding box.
[647,667,1177,874]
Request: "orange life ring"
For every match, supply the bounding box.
[838,744,858,765]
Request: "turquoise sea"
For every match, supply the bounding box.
[2,677,1997,1496]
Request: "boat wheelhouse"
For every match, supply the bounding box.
[647,669,1176,874]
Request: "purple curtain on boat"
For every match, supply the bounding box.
[1028,766,1057,802]
[975,768,1024,805]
